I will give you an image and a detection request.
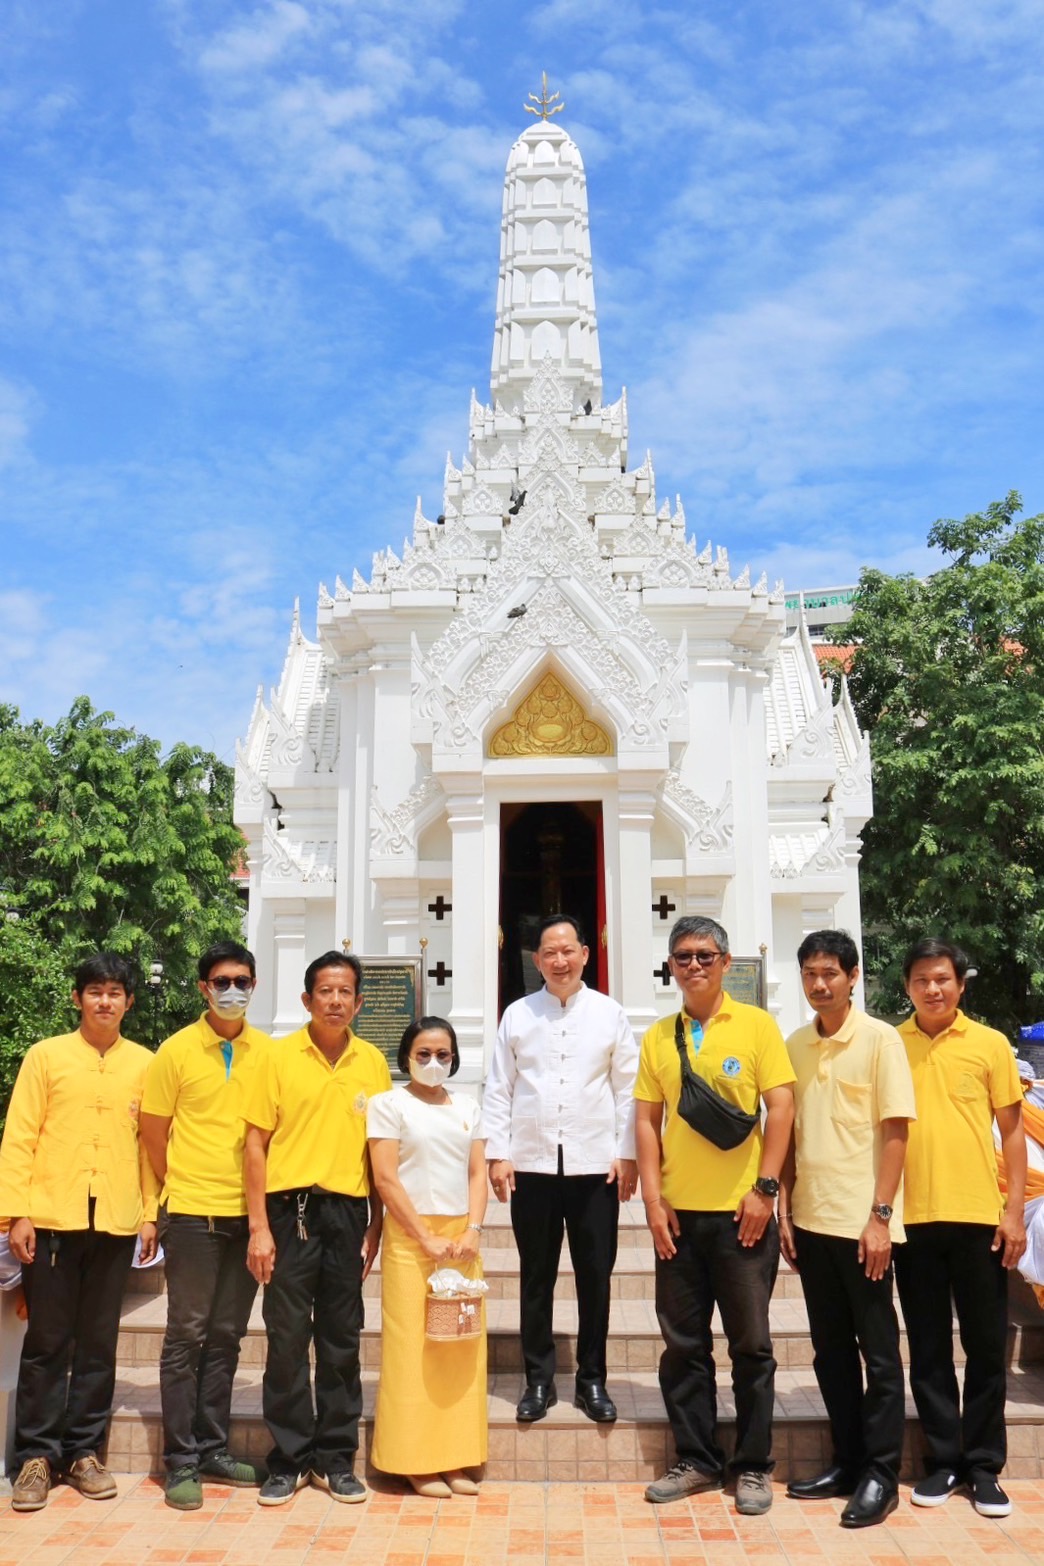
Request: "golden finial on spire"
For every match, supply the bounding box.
[524,71,565,121]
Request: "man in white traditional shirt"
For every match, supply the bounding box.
[482,915,639,1424]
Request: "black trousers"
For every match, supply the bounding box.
[159,1213,258,1472]
[894,1221,1008,1476]
[510,1161,619,1385]
[15,1226,136,1469]
[793,1226,905,1486]
[655,1209,779,1477]
[261,1191,367,1478]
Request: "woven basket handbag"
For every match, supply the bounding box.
[425,1292,483,1341]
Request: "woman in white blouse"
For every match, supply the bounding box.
[366,1017,488,1497]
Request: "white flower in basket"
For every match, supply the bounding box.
[425,1267,489,1340]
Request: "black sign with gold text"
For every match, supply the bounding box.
[354,956,425,1072]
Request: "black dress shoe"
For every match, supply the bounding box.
[573,1379,617,1423]
[786,1464,860,1500]
[516,1382,557,1422]
[839,1475,899,1528]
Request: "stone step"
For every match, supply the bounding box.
[102,1362,1044,1482]
[115,1287,1044,1374]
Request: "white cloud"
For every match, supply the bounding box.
[0,379,33,469]
[199,1,312,74]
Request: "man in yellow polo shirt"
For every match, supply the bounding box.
[781,930,915,1529]
[243,950,391,1506]
[0,953,159,1513]
[635,916,795,1517]
[895,937,1026,1519]
[140,941,273,1511]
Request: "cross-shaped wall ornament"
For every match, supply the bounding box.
[652,895,676,921]
[427,896,452,922]
[654,961,672,987]
[428,961,452,987]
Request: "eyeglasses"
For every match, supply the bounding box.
[210,975,254,993]
[670,950,722,969]
[414,1049,453,1064]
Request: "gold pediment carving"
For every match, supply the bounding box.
[489,673,613,757]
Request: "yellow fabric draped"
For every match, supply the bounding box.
[996,1092,1044,1308]
[370,1213,488,1475]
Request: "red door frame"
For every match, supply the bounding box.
[595,805,608,993]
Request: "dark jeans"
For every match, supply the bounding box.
[655,1209,779,1477]
[895,1221,1008,1476]
[511,1163,620,1385]
[159,1213,258,1472]
[15,1226,136,1469]
[793,1226,905,1487]
[261,1191,367,1478]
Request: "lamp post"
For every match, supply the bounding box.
[146,961,164,1049]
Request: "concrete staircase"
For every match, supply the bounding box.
[104,1202,1044,1483]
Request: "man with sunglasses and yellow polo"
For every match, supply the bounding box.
[635,916,795,1517]
[140,941,274,1510]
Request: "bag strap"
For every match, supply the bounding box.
[674,1012,699,1080]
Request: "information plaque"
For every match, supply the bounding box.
[721,956,767,1010]
[354,956,425,1073]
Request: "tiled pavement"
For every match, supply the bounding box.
[2,1476,1044,1566]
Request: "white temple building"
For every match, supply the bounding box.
[235,111,873,1080]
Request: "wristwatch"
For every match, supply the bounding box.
[870,1203,893,1222]
[752,1176,780,1198]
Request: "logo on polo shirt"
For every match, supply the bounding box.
[354,1091,368,1113]
[721,1057,741,1079]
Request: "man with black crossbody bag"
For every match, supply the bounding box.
[635,917,795,1517]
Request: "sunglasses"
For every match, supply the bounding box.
[210,976,254,993]
[670,950,722,969]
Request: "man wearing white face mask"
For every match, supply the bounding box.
[140,941,273,1510]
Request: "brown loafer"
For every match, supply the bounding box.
[65,1453,118,1500]
[12,1457,52,1511]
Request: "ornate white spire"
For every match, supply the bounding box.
[490,118,601,409]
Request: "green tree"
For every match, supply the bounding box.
[833,492,1044,1035]
[0,698,246,1095]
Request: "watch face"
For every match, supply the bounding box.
[873,1204,893,1219]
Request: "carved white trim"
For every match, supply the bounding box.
[661,772,734,853]
[370,774,445,858]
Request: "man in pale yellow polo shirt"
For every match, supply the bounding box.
[140,940,273,1511]
[781,929,915,1530]
[0,952,159,1513]
[636,915,795,1518]
[895,937,1026,1520]
[244,951,391,1507]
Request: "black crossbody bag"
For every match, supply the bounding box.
[673,1013,759,1151]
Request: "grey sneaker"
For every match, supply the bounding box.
[258,1471,308,1506]
[735,1470,773,1515]
[311,1468,367,1503]
[645,1458,721,1503]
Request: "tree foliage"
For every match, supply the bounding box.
[834,492,1044,1034]
[0,698,246,1088]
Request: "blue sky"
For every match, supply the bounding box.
[3,0,1043,760]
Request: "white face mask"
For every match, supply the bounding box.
[409,1056,451,1088]
[207,984,251,1020]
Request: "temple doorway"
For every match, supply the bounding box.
[497,801,606,1016]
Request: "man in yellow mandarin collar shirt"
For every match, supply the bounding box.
[782,930,915,1529]
[243,951,391,1507]
[895,937,1026,1520]
[0,953,159,1513]
[140,941,273,1510]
